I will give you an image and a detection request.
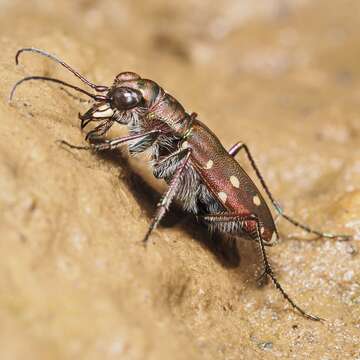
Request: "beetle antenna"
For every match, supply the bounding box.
[15,48,109,92]
[9,76,107,103]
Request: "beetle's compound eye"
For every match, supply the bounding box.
[112,87,142,110]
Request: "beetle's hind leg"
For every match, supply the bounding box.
[228,141,351,241]
[202,212,322,321]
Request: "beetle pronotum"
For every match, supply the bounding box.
[10,48,352,321]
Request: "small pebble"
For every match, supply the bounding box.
[257,341,273,351]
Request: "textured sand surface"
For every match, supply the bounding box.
[0,1,359,359]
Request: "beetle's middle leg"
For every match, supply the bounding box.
[228,141,351,241]
[142,149,191,245]
[202,212,322,321]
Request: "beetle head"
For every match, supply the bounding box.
[103,72,161,123]
[10,49,162,134]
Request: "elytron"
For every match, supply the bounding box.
[10,48,351,321]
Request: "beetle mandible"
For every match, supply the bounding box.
[10,48,352,321]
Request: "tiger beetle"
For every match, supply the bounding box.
[10,48,352,321]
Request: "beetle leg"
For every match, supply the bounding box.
[153,147,189,179]
[155,147,188,167]
[202,212,322,321]
[202,212,250,226]
[228,141,351,241]
[58,130,161,151]
[142,149,191,245]
[251,215,323,321]
[84,119,115,141]
[200,212,279,245]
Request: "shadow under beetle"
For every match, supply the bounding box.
[10,48,352,321]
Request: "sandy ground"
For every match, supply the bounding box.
[0,0,360,359]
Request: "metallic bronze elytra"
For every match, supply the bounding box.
[10,48,352,321]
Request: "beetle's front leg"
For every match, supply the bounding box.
[59,130,161,151]
[84,119,115,141]
[228,141,351,241]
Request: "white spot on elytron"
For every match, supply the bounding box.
[253,195,261,206]
[205,160,213,169]
[230,175,240,188]
[260,226,265,235]
[218,191,227,203]
[181,141,189,149]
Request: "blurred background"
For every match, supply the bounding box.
[0,1,359,359]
